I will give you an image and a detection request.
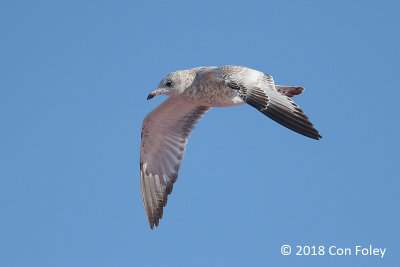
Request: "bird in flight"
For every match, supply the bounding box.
[140,65,321,229]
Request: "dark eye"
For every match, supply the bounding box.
[165,80,172,87]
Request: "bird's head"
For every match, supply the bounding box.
[147,70,193,100]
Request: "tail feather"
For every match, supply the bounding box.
[275,86,304,97]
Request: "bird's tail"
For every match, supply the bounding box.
[275,86,304,98]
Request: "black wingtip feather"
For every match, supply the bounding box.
[244,88,322,140]
[263,107,322,140]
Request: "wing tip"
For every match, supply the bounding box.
[309,132,322,140]
[297,129,322,140]
[149,222,157,230]
[297,124,322,140]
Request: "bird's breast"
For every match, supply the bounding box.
[183,82,245,107]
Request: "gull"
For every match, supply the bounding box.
[140,65,322,229]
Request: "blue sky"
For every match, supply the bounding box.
[1,0,399,266]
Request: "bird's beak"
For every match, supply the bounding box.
[147,92,154,100]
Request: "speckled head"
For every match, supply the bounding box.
[147,69,196,100]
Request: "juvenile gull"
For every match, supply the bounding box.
[140,65,322,229]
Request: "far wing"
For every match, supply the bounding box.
[202,65,321,140]
[140,97,210,229]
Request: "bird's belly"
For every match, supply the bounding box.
[205,94,245,107]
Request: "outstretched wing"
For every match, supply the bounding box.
[140,97,210,229]
[202,66,321,140]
